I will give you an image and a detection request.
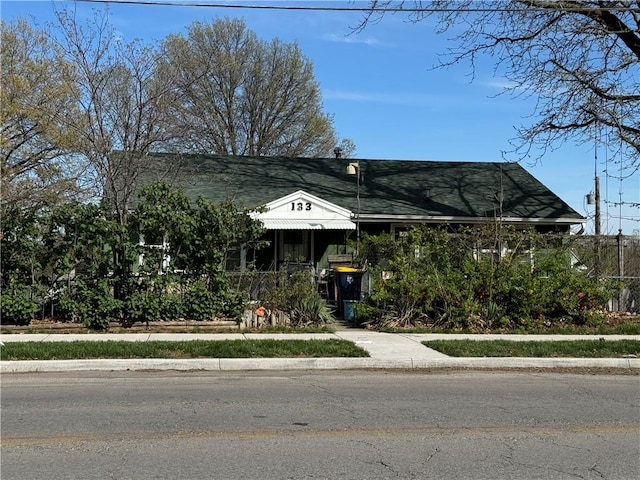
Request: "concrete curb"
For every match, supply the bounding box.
[2,357,638,374]
[1,332,639,373]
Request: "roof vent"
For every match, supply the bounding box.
[333,147,343,159]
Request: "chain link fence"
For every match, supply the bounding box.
[574,234,640,313]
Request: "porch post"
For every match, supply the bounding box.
[240,245,247,269]
[273,230,278,271]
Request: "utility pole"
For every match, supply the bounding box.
[617,229,625,311]
[594,175,601,275]
[595,175,601,237]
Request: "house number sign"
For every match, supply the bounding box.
[291,202,312,211]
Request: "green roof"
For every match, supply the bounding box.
[139,153,583,223]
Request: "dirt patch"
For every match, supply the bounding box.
[2,313,638,335]
[0,318,240,334]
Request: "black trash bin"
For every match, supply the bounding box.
[334,267,364,320]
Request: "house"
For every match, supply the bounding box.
[139,153,584,272]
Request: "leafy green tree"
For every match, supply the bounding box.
[0,19,82,212]
[159,18,340,157]
[39,182,267,327]
[46,202,121,283]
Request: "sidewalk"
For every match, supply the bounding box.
[1,331,639,373]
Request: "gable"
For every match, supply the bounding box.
[255,190,355,230]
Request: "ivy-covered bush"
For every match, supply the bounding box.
[355,226,620,331]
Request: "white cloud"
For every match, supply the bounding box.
[483,79,515,89]
[479,77,533,94]
[324,89,436,106]
[323,88,509,110]
[321,32,384,47]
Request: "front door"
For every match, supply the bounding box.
[280,230,310,264]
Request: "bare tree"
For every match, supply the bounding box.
[1,19,83,211]
[159,18,339,157]
[361,1,639,168]
[52,7,178,223]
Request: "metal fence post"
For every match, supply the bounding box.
[617,229,624,311]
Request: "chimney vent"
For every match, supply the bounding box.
[333,147,343,159]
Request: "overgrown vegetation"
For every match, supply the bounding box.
[0,182,337,331]
[237,268,334,327]
[0,183,266,329]
[2,202,630,334]
[354,226,622,331]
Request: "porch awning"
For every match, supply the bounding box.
[260,219,356,230]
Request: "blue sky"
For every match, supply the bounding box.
[3,0,639,235]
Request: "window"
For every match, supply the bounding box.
[138,233,170,273]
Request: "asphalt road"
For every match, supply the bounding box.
[2,370,639,480]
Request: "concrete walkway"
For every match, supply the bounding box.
[1,331,639,373]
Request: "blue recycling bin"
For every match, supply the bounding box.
[343,300,357,321]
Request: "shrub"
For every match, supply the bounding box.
[357,226,620,331]
[259,268,334,327]
[0,289,38,325]
[126,290,163,325]
[219,289,246,320]
[290,295,333,327]
[57,291,89,324]
[58,281,121,331]
[122,275,186,325]
[183,279,218,321]
[161,293,186,321]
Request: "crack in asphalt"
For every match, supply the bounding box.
[589,462,607,479]
[378,460,402,478]
[424,446,439,463]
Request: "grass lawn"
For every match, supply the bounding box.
[0,339,369,361]
[423,339,640,358]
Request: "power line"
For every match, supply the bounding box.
[75,0,640,13]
